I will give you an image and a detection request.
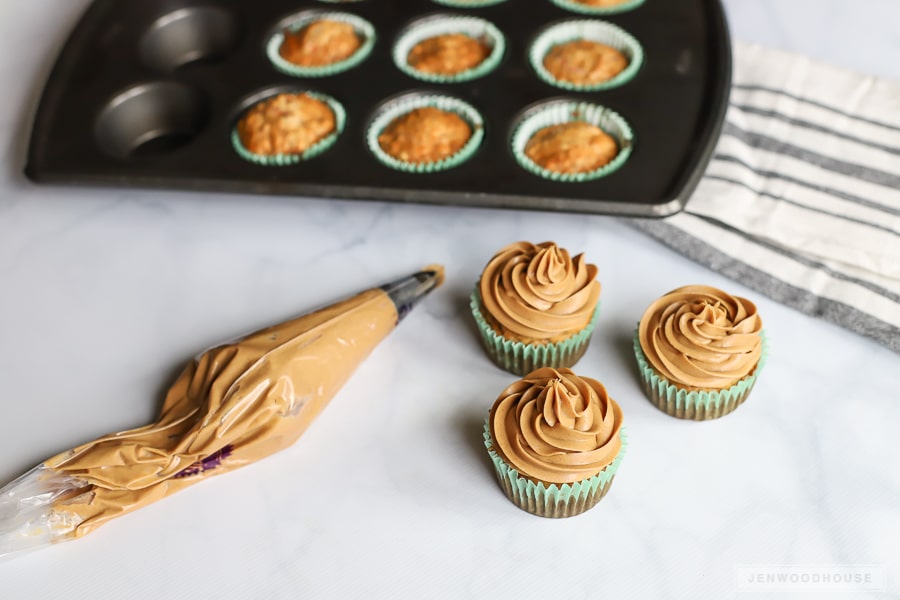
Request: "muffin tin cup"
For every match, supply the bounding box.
[367,94,484,173]
[530,20,643,92]
[549,0,646,16]
[231,91,347,166]
[393,15,506,84]
[484,421,626,518]
[632,329,770,421]
[266,11,376,78]
[470,289,599,376]
[511,99,633,182]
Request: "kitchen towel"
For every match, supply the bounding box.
[631,42,900,353]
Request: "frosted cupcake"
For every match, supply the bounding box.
[484,367,625,518]
[470,241,600,375]
[635,285,767,420]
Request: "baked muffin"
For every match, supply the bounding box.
[525,122,618,174]
[572,0,632,6]
[377,107,472,165]
[542,40,628,86]
[237,93,336,156]
[635,285,767,420]
[279,19,362,67]
[407,33,492,76]
[484,367,625,518]
[470,241,601,375]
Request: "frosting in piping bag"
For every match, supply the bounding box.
[638,285,762,389]
[489,367,622,484]
[478,241,600,342]
[0,268,442,557]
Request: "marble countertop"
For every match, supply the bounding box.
[1,1,898,599]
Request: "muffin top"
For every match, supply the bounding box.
[489,367,623,484]
[279,20,362,67]
[237,93,336,156]
[407,33,492,76]
[525,122,618,174]
[478,241,600,343]
[638,285,763,390]
[542,40,628,85]
[377,106,472,164]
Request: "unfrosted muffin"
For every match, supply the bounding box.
[573,0,632,6]
[279,19,362,67]
[377,107,472,165]
[484,367,625,518]
[237,93,336,156]
[407,33,492,76]
[542,40,628,86]
[470,241,601,375]
[635,285,767,420]
[525,122,618,174]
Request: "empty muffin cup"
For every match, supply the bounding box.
[393,15,505,83]
[266,11,376,77]
[511,99,633,182]
[549,0,646,15]
[530,20,643,91]
[367,93,484,173]
[231,89,346,166]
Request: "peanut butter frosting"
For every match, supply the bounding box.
[478,241,600,343]
[638,285,763,390]
[489,367,622,484]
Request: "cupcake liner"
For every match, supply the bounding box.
[393,15,505,83]
[511,99,633,182]
[549,0,646,16]
[266,11,376,78]
[232,91,346,166]
[633,329,770,421]
[367,94,484,173]
[432,0,508,8]
[470,288,599,376]
[484,421,626,518]
[530,20,643,91]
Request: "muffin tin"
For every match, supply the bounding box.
[25,0,732,216]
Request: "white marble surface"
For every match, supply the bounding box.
[1,1,898,599]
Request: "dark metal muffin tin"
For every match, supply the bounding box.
[25,0,732,216]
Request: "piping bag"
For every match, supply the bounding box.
[0,267,444,558]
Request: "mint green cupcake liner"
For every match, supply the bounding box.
[470,288,599,376]
[511,99,633,182]
[266,11,376,78]
[633,329,770,421]
[393,15,505,83]
[530,19,643,92]
[549,0,646,16]
[367,94,484,173]
[484,421,626,518]
[232,91,346,166]
[432,0,508,7]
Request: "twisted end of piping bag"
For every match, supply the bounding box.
[0,265,445,560]
[382,264,445,322]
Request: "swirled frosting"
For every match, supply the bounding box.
[478,241,600,342]
[489,367,622,484]
[638,285,763,390]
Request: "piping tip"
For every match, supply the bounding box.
[381,265,445,322]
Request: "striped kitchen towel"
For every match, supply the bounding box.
[631,42,900,353]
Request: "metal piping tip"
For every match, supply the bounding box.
[380,265,445,322]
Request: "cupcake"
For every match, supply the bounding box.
[367,94,484,172]
[525,121,619,174]
[484,367,625,518]
[549,0,645,15]
[634,285,767,420]
[394,16,505,83]
[542,40,628,87]
[470,241,601,376]
[232,91,345,165]
[267,12,376,77]
[530,20,643,91]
